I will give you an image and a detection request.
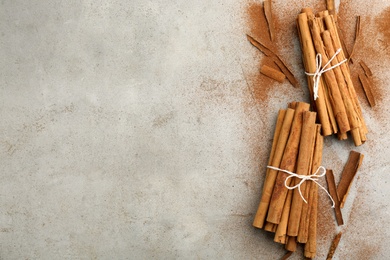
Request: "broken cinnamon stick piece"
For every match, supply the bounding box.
[337,151,364,208]
[348,16,361,62]
[326,232,342,260]
[281,251,293,260]
[246,34,299,88]
[263,0,275,42]
[260,64,286,83]
[359,60,373,77]
[358,73,376,107]
[325,169,344,226]
[285,236,297,252]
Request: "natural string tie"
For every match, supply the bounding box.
[305,48,347,100]
[267,165,335,208]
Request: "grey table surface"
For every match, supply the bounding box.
[1,0,389,259]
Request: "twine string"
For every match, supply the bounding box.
[267,165,335,208]
[305,48,347,100]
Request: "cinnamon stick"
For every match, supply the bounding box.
[297,124,321,243]
[253,109,295,228]
[358,73,376,107]
[267,102,310,224]
[326,232,342,260]
[264,222,277,232]
[263,0,275,42]
[260,64,286,83]
[246,34,299,88]
[348,16,361,62]
[304,125,323,259]
[274,189,293,244]
[285,236,297,252]
[337,151,364,208]
[297,11,332,136]
[325,169,344,226]
[326,0,336,19]
[287,111,317,236]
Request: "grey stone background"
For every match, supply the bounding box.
[0,0,389,259]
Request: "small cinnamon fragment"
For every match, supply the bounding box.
[358,73,376,107]
[326,232,342,260]
[337,151,364,208]
[246,34,299,88]
[359,60,373,77]
[263,0,275,42]
[325,169,344,225]
[260,64,286,83]
[281,251,293,260]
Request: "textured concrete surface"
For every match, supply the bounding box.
[0,0,389,259]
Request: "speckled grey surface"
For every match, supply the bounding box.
[0,0,389,259]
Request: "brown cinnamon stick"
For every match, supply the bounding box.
[337,151,364,208]
[304,125,323,259]
[325,169,344,226]
[267,102,310,224]
[326,232,342,260]
[246,34,299,88]
[274,189,293,244]
[264,222,277,232]
[358,73,376,107]
[263,0,275,42]
[326,0,336,19]
[288,111,317,237]
[253,109,295,228]
[348,16,361,62]
[260,64,286,83]
[285,236,297,252]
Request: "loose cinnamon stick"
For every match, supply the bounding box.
[304,125,323,259]
[263,0,275,42]
[348,16,361,62]
[253,109,295,228]
[337,151,364,208]
[267,102,310,224]
[246,34,299,88]
[326,232,342,260]
[260,64,286,83]
[274,189,293,244]
[358,73,376,107]
[287,111,317,237]
[325,169,344,226]
[359,60,373,77]
[297,11,332,136]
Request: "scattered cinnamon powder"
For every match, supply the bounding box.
[375,6,390,58]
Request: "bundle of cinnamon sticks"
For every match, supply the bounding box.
[296,8,367,146]
[252,101,323,258]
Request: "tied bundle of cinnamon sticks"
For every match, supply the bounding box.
[252,102,323,259]
[296,8,367,146]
